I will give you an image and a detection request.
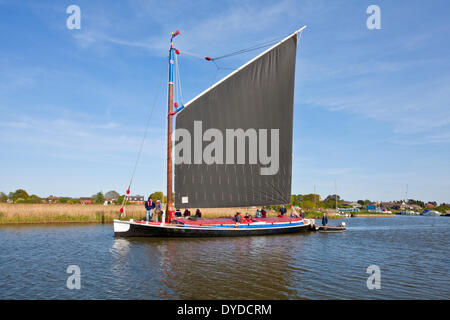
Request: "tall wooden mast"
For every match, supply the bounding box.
[166,30,179,213]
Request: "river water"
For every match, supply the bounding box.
[0,216,448,299]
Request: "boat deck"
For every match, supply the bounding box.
[173,217,304,226]
[134,217,305,226]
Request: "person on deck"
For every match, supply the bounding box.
[290,204,300,218]
[261,209,267,218]
[255,209,262,218]
[234,212,243,223]
[144,196,155,222]
[300,208,305,219]
[183,209,191,217]
[279,205,287,217]
[167,207,175,223]
[322,213,328,226]
[154,200,163,222]
[175,209,182,217]
[195,209,202,218]
[244,213,252,220]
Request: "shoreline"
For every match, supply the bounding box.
[352,214,396,217]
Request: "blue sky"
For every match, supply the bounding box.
[0,0,449,203]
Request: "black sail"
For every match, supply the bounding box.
[174,32,298,208]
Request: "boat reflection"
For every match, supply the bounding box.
[109,234,309,299]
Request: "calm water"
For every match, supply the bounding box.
[0,216,448,299]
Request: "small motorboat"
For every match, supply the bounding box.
[421,210,441,216]
[400,210,420,215]
[313,222,346,232]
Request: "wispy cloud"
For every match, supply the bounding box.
[70,0,308,56]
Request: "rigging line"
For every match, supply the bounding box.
[175,53,184,105]
[174,53,179,106]
[127,68,165,192]
[179,50,204,59]
[212,38,281,60]
[178,35,283,62]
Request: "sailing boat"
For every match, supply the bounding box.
[114,27,313,237]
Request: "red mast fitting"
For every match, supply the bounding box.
[172,30,180,38]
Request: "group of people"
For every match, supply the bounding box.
[144,196,163,222]
[279,204,305,219]
[144,197,205,223]
[145,196,308,223]
[276,205,305,218]
[233,205,306,223]
[234,212,253,223]
[254,208,267,218]
[181,208,202,218]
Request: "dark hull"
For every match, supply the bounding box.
[114,220,312,238]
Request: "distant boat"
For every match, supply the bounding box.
[421,210,441,216]
[114,27,314,237]
[313,222,346,232]
[400,210,420,215]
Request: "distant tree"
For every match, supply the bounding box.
[150,191,164,201]
[301,200,315,210]
[290,195,296,205]
[11,189,29,202]
[291,194,303,206]
[357,200,365,206]
[105,190,120,199]
[57,197,70,204]
[303,194,321,203]
[325,194,340,202]
[0,192,7,203]
[69,198,80,204]
[93,192,105,204]
[162,193,175,204]
[407,199,425,207]
[29,194,42,203]
[115,195,125,205]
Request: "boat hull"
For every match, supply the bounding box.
[114,219,312,237]
[313,225,346,232]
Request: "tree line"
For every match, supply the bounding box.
[1,189,449,212]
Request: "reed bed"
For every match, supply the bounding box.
[0,204,142,224]
[0,204,280,224]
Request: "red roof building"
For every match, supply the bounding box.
[80,197,93,205]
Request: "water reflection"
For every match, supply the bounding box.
[1,217,449,299]
[108,234,311,299]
